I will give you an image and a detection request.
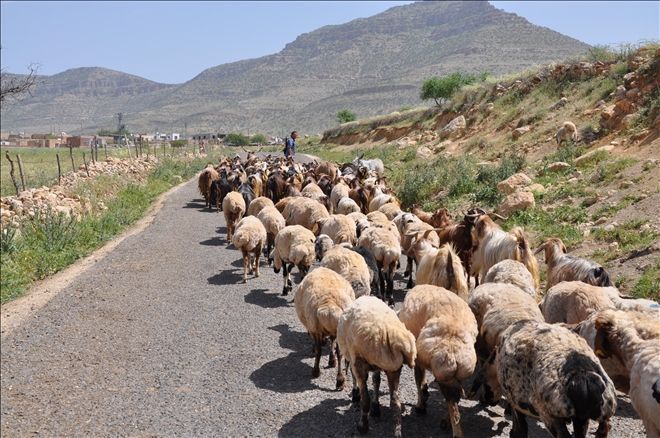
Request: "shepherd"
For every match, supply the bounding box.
[283,131,298,159]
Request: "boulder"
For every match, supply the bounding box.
[547,162,571,172]
[525,183,546,195]
[439,115,466,136]
[416,146,433,160]
[575,145,615,166]
[497,172,532,195]
[512,125,532,140]
[550,97,568,110]
[499,191,536,217]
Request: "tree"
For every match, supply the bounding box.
[420,72,477,106]
[225,133,250,146]
[0,63,39,106]
[336,109,357,124]
[250,133,266,144]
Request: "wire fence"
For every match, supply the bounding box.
[1,141,204,197]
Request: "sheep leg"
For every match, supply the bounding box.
[386,265,395,306]
[414,364,429,415]
[405,257,415,289]
[312,337,322,378]
[546,418,571,438]
[594,418,611,438]
[572,418,589,438]
[370,370,381,417]
[254,243,262,277]
[350,366,360,403]
[335,340,345,390]
[281,264,290,295]
[510,408,528,438]
[241,249,249,283]
[385,369,403,438]
[327,337,337,368]
[352,359,371,434]
[266,235,273,265]
[440,384,463,438]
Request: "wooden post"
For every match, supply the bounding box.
[82,152,90,177]
[16,154,26,191]
[56,153,62,185]
[4,152,20,195]
[90,140,95,164]
[69,145,75,172]
[104,143,108,160]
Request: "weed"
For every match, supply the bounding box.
[631,262,659,301]
[592,219,657,261]
[504,206,587,248]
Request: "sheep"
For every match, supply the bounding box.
[378,202,402,221]
[400,214,440,288]
[247,196,274,217]
[222,191,246,243]
[358,224,401,306]
[231,216,267,283]
[368,194,399,213]
[604,289,660,316]
[346,211,368,227]
[336,196,361,214]
[398,285,478,438]
[248,173,263,198]
[294,267,355,389]
[467,283,544,405]
[536,237,612,290]
[337,296,416,438]
[366,210,390,226]
[256,206,285,264]
[352,154,385,177]
[496,320,617,438]
[409,241,468,300]
[316,214,357,245]
[330,182,350,214]
[317,241,372,298]
[575,309,660,395]
[483,259,537,300]
[271,225,316,295]
[301,182,329,209]
[556,121,578,145]
[285,197,330,235]
[348,245,382,300]
[471,214,540,289]
[541,281,617,324]
[198,164,220,209]
[591,310,660,437]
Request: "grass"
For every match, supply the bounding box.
[592,219,658,262]
[631,262,660,301]
[0,155,212,303]
[504,205,588,248]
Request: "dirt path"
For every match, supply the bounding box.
[1,176,645,437]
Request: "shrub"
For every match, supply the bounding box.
[225,133,250,146]
[170,140,188,148]
[420,72,477,106]
[336,109,357,124]
[250,134,266,144]
[587,45,616,62]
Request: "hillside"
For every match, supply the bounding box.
[1,1,589,135]
[302,44,660,298]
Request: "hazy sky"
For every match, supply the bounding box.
[1,1,658,84]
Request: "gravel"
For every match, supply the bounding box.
[0,172,646,437]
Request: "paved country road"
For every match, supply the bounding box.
[1,173,645,437]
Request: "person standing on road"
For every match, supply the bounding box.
[284,131,298,159]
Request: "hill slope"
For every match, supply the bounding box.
[1,1,589,135]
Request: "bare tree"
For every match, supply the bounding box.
[0,48,40,106]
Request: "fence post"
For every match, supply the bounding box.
[69,145,75,172]
[104,143,108,160]
[90,140,95,164]
[56,153,62,185]
[82,152,90,177]
[4,152,20,195]
[16,154,26,191]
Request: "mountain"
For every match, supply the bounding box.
[1,1,590,135]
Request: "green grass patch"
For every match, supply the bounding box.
[503,205,588,248]
[0,156,209,303]
[592,219,658,262]
[631,262,660,301]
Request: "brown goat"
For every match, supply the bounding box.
[412,205,453,229]
[198,164,219,209]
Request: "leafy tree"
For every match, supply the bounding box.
[420,72,477,106]
[170,140,188,148]
[336,109,357,124]
[250,134,266,144]
[225,133,250,146]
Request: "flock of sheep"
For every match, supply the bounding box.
[197,152,659,438]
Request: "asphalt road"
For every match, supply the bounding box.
[0,174,646,437]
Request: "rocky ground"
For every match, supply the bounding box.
[1,177,647,437]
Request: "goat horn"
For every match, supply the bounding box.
[488,212,508,221]
[534,243,546,255]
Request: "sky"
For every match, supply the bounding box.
[1,1,658,84]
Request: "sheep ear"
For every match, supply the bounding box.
[446,249,456,291]
[594,318,614,359]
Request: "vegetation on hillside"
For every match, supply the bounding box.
[336,109,357,124]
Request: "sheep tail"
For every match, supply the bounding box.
[566,369,611,421]
[512,227,540,289]
[446,249,456,293]
[388,329,416,368]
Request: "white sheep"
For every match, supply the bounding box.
[409,240,468,300]
[556,121,578,145]
[231,216,267,283]
[346,211,368,226]
[222,191,246,243]
[471,215,540,289]
[285,197,330,234]
[536,238,612,290]
[271,225,316,295]
[368,194,399,213]
[316,214,357,245]
[378,202,402,221]
[398,285,478,438]
[337,197,361,215]
[401,215,440,289]
[602,288,660,317]
[496,320,617,438]
[583,309,660,436]
[316,240,372,298]
[247,196,275,217]
[301,182,329,208]
[541,281,619,324]
[358,224,401,306]
[483,259,538,300]
[330,181,350,214]
[256,205,286,264]
[294,267,355,389]
[337,296,416,438]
